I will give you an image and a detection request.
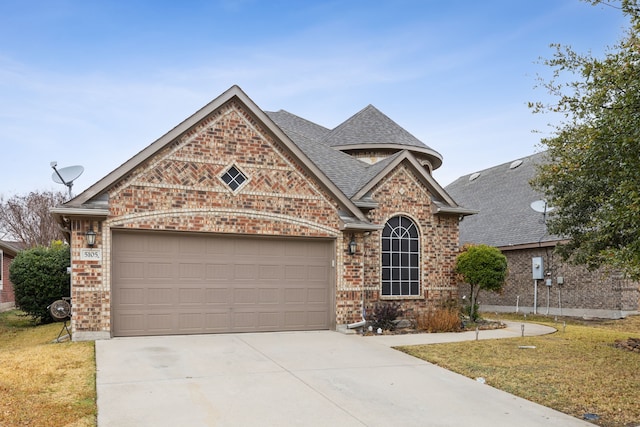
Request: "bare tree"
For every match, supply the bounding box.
[0,191,67,247]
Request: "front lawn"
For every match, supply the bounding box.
[398,313,640,427]
[0,310,96,426]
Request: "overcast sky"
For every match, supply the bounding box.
[0,0,628,198]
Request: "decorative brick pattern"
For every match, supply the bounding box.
[336,164,460,325]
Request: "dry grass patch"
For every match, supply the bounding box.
[398,313,640,427]
[0,310,96,427]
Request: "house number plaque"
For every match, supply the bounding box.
[80,249,102,261]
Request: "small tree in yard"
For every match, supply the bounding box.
[455,244,507,321]
[0,190,67,247]
[9,241,70,323]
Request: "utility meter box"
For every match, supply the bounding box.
[532,257,544,280]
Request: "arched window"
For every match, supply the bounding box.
[381,215,420,296]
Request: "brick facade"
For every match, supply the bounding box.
[0,250,16,310]
[359,164,459,322]
[62,87,463,339]
[474,245,640,318]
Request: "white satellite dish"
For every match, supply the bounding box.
[530,200,554,214]
[51,162,84,198]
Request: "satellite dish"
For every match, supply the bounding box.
[530,200,554,214]
[50,162,84,198]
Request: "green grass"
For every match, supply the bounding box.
[398,313,640,427]
[0,310,97,427]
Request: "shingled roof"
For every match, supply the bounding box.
[267,107,448,199]
[445,152,561,248]
[319,105,443,170]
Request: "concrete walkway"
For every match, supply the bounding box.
[96,322,590,427]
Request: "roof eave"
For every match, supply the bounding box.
[434,206,477,216]
[334,143,443,170]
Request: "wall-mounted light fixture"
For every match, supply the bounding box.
[348,234,357,255]
[85,226,97,248]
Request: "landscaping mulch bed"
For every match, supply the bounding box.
[363,318,506,336]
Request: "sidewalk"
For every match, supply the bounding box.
[364,320,556,347]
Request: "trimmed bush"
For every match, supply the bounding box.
[369,302,402,331]
[9,242,70,323]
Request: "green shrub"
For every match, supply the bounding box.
[369,302,402,331]
[455,244,507,322]
[9,242,70,323]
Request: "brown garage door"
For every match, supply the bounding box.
[112,231,334,337]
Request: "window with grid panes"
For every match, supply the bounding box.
[381,216,420,296]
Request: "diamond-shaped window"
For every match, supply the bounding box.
[221,165,247,191]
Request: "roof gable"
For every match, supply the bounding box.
[61,85,369,223]
[353,150,474,215]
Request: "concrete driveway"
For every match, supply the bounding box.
[96,324,591,427]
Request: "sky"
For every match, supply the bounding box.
[0,0,629,198]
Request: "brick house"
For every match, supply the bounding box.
[0,240,21,311]
[445,152,640,318]
[52,85,473,341]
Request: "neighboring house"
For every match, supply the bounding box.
[52,85,474,341]
[446,152,640,319]
[0,240,22,311]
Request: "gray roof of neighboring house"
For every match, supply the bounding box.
[445,152,561,248]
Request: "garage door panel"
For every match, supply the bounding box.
[179,288,204,304]
[308,265,328,281]
[206,264,233,280]
[205,312,231,330]
[284,311,306,327]
[284,265,306,280]
[147,313,173,332]
[235,239,261,256]
[206,288,230,304]
[307,310,330,328]
[307,288,328,304]
[258,265,282,280]
[258,288,279,304]
[117,288,145,305]
[147,288,174,305]
[118,262,145,279]
[112,231,333,337]
[148,263,174,279]
[234,288,258,304]
[284,288,305,304]
[235,264,257,280]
